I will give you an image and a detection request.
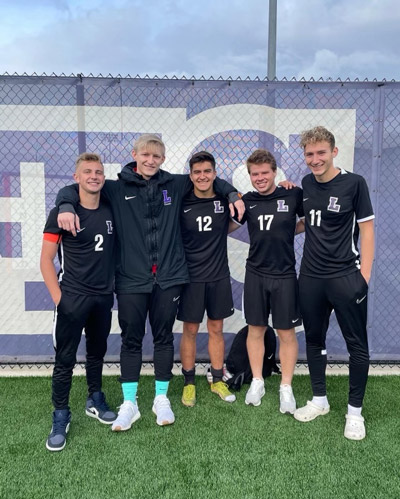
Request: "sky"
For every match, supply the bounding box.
[1,0,399,80]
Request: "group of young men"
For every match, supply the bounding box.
[40,126,375,451]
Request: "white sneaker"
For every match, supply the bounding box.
[245,378,265,406]
[111,400,141,431]
[344,414,366,440]
[294,400,330,422]
[152,395,175,426]
[279,384,296,414]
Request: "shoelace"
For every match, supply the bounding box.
[155,397,170,408]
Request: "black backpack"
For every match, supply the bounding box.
[225,325,281,391]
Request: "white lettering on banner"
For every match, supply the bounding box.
[0,104,356,336]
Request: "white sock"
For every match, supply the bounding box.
[312,395,329,408]
[347,404,362,417]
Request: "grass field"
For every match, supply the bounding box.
[1,374,399,499]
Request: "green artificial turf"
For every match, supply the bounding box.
[0,374,399,499]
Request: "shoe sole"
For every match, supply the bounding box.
[111,411,141,432]
[280,407,296,415]
[45,422,70,452]
[152,407,175,426]
[181,398,196,407]
[245,388,265,407]
[210,387,236,403]
[85,408,116,425]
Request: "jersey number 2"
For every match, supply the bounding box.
[94,234,104,251]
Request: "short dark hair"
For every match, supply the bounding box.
[246,149,277,173]
[300,126,336,150]
[189,151,216,171]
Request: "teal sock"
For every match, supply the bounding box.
[155,380,169,397]
[122,382,138,403]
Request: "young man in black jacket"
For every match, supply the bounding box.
[56,135,244,429]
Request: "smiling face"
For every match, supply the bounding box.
[190,161,216,197]
[73,160,105,194]
[304,140,338,182]
[132,143,165,180]
[248,162,277,195]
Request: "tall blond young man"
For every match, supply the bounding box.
[231,149,303,413]
[178,151,236,407]
[293,127,375,441]
[56,135,244,429]
[41,153,116,451]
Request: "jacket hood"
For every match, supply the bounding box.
[118,162,175,185]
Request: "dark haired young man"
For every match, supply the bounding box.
[294,127,374,441]
[178,151,236,407]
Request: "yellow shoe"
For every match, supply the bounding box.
[182,384,196,407]
[210,381,236,403]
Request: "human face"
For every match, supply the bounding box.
[132,145,165,180]
[190,161,217,197]
[73,161,105,194]
[249,162,277,195]
[304,141,338,183]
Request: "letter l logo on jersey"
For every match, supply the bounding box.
[162,190,172,205]
[214,200,224,213]
[327,197,340,212]
[277,200,289,212]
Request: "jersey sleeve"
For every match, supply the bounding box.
[43,207,62,242]
[296,187,305,218]
[354,176,374,222]
[213,177,237,197]
[55,183,80,209]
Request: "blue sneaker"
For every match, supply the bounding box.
[85,391,117,424]
[46,409,71,452]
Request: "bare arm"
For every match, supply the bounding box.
[295,218,305,235]
[40,239,62,305]
[359,219,375,284]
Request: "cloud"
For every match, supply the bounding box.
[0,0,399,79]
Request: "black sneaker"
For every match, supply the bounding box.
[46,409,71,452]
[85,391,117,424]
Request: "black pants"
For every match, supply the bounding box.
[299,272,369,407]
[52,291,113,410]
[117,285,182,383]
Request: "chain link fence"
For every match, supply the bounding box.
[0,75,399,366]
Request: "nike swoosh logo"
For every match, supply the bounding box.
[76,227,86,233]
[184,209,192,213]
[267,354,273,360]
[303,198,309,202]
[356,295,367,304]
[125,195,136,200]
[292,318,299,323]
[249,205,257,209]
[173,296,180,302]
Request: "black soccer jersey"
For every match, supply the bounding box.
[300,169,374,278]
[43,203,115,295]
[237,186,304,277]
[180,192,230,282]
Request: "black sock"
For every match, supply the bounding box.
[211,367,223,383]
[182,367,195,386]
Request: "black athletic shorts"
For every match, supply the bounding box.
[177,276,234,323]
[243,270,302,329]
